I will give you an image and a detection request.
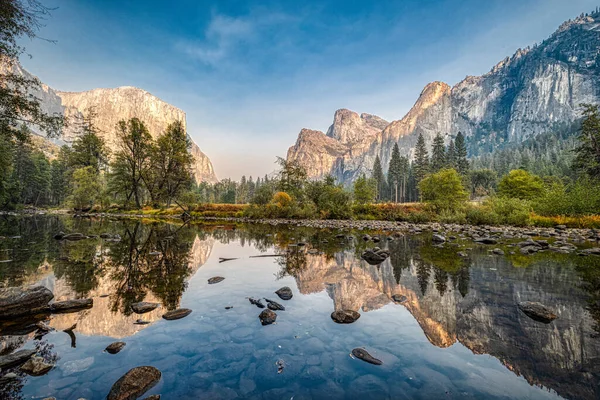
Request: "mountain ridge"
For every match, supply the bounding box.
[287,9,600,184]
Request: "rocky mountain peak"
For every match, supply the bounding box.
[325,109,388,144]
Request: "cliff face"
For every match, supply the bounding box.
[1,61,218,183]
[287,11,600,183]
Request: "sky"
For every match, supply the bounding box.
[20,0,599,180]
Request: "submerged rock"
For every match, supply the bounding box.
[50,298,93,313]
[20,356,54,376]
[259,309,277,325]
[208,276,225,284]
[249,298,265,308]
[162,308,192,321]
[107,366,161,400]
[361,248,390,265]
[474,237,498,245]
[275,287,293,300]
[391,294,407,303]
[62,233,88,241]
[0,349,37,369]
[265,299,285,311]
[331,310,360,324]
[518,301,557,323]
[134,319,151,325]
[105,342,126,354]
[351,348,382,365]
[131,302,159,314]
[0,286,53,318]
[432,234,446,243]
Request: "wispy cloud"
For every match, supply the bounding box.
[178,10,293,65]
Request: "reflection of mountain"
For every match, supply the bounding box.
[40,234,215,339]
[291,241,600,400]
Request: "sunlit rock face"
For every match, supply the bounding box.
[0,61,217,183]
[287,12,600,184]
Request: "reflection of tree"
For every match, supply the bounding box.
[416,260,430,295]
[106,222,195,313]
[575,257,600,336]
[434,268,449,296]
[455,266,470,297]
[388,237,412,283]
[53,238,105,297]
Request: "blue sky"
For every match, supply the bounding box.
[21,0,598,180]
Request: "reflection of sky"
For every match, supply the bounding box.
[21,237,567,400]
[19,0,599,179]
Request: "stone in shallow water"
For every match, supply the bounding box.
[105,342,126,354]
[391,294,407,303]
[351,348,382,365]
[208,276,225,284]
[0,286,53,318]
[265,299,285,311]
[107,366,161,400]
[0,349,36,369]
[249,298,265,308]
[518,301,557,323]
[131,302,159,314]
[20,356,54,376]
[361,248,390,265]
[162,308,192,320]
[331,310,360,324]
[61,357,95,376]
[275,287,293,300]
[259,309,277,325]
[49,298,93,313]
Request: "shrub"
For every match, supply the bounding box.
[497,169,544,200]
[419,169,468,212]
[533,178,600,216]
[271,192,293,208]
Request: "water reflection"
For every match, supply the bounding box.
[0,216,599,399]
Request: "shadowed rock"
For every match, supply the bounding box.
[249,298,265,308]
[107,366,161,400]
[162,308,192,321]
[352,348,382,365]
[105,342,126,354]
[50,298,93,313]
[131,302,159,314]
[0,349,36,369]
[265,299,285,311]
[208,276,225,284]
[392,294,407,303]
[361,248,390,265]
[275,287,293,300]
[20,356,53,376]
[474,237,498,245]
[518,302,557,323]
[0,286,53,318]
[259,309,277,325]
[62,233,88,241]
[331,309,360,324]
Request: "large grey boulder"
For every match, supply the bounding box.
[0,286,53,318]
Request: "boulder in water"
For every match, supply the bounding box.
[259,309,277,325]
[0,286,53,318]
[331,310,360,324]
[107,366,161,400]
[131,302,159,314]
[265,299,285,311]
[361,248,390,265]
[162,308,192,321]
[275,287,293,300]
[20,356,54,376]
[518,301,557,323]
[352,348,382,365]
[50,298,93,313]
[208,276,225,284]
[105,342,126,354]
[0,349,37,369]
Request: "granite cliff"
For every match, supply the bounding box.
[2,61,218,183]
[287,10,600,183]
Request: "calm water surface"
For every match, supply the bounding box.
[0,216,599,400]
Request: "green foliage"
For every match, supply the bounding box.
[574,104,600,178]
[430,133,446,172]
[372,155,387,201]
[419,168,468,212]
[533,177,600,216]
[68,110,108,172]
[413,133,430,184]
[470,168,497,197]
[353,174,377,205]
[69,166,102,210]
[454,132,469,175]
[386,143,410,202]
[276,157,307,200]
[497,169,544,200]
[305,178,352,219]
[466,196,531,226]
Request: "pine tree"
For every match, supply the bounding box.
[372,155,387,202]
[455,132,469,175]
[446,140,456,169]
[387,143,403,202]
[430,133,446,172]
[574,104,600,178]
[413,133,430,183]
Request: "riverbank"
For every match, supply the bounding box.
[4,208,599,243]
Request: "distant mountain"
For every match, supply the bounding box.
[2,61,218,183]
[287,10,600,183]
